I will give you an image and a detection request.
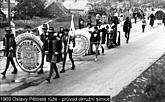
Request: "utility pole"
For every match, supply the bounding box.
[130,0,132,9]
[8,0,11,28]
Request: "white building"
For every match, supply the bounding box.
[63,0,92,14]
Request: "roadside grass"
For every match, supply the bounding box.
[112,53,165,102]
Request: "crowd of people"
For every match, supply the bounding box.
[1,7,165,83]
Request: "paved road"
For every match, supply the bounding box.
[0,20,165,96]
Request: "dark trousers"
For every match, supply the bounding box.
[101,46,104,54]
[40,52,45,69]
[48,63,59,79]
[92,43,99,58]
[113,29,117,45]
[134,17,137,24]
[142,25,146,32]
[125,32,130,43]
[62,50,75,70]
[3,57,17,74]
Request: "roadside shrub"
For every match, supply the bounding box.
[0,21,8,28]
[144,73,165,102]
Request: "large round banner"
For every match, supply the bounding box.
[15,33,43,73]
[73,30,91,56]
[155,10,165,20]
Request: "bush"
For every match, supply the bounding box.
[144,75,165,102]
[0,21,8,28]
[14,18,49,29]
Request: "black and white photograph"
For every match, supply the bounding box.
[0,0,165,102]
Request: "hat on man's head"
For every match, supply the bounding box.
[94,26,98,30]
[63,28,69,32]
[5,27,11,31]
[48,27,54,33]
[26,25,32,29]
[42,24,48,29]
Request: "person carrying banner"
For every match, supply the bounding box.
[38,24,48,74]
[60,28,75,73]
[45,27,62,83]
[90,26,100,61]
[1,27,17,79]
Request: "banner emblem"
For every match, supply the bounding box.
[73,34,90,56]
[15,33,43,73]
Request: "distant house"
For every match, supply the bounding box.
[44,1,70,18]
[63,0,92,14]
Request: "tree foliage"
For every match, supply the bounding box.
[14,0,45,19]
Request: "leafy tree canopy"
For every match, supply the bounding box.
[14,0,46,19]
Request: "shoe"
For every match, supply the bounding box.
[94,58,98,62]
[37,69,44,74]
[46,78,50,83]
[53,75,60,79]
[11,70,18,74]
[2,75,6,79]
[71,66,75,70]
[1,72,5,76]
[60,69,65,73]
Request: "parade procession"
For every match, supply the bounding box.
[0,0,165,101]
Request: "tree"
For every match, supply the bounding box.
[0,0,4,9]
[14,0,45,19]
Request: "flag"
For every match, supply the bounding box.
[67,15,75,51]
[69,15,75,36]
[10,20,16,37]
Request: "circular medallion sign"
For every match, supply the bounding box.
[155,10,165,20]
[73,34,90,56]
[15,33,43,73]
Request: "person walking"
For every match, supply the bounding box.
[162,15,165,27]
[87,15,92,27]
[45,27,62,83]
[133,10,137,24]
[90,26,101,61]
[123,17,132,44]
[111,13,119,45]
[79,15,84,29]
[149,13,155,27]
[38,24,48,74]
[96,14,101,26]
[58,27,65,39]
[60,29,75,73]
[142,18,147,32]
[1,27,17,79]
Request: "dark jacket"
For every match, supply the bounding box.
[40,33,48,51]
[149,14,155,26]
[123,20,132,32]
[90,30,100,44]
[163,16,165,23]
[62,35,75,53]
[99,28,107,44]
[3,34,16,57]
[46,36,62,63]
[111,16,119,29]
[79,18,84,29]
[58,31,65,39]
